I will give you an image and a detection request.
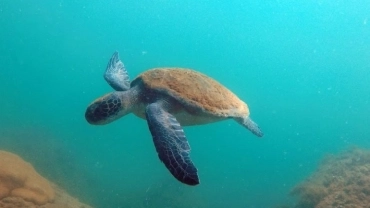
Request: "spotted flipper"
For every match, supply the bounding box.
[145,102,199,185]
[104,51,130,91]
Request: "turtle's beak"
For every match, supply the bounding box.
[85,93,123,125]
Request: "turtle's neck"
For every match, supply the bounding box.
[115,85,141,113]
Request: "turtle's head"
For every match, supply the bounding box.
[85,92,131,125]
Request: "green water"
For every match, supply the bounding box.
[0,1,369,207]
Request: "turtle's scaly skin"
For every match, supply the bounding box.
[132,68,249,118]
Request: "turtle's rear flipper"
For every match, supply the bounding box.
[104,51,131,91]
[235,117,264,137]
[145,102,199,186]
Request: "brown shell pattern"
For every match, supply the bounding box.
[135,68,249,117]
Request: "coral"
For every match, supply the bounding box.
[0,150,55,205]
[291,183,327,208]
[291,147,370,208]
[0,128,95,205]
[0,150,92,208]
[0,185,92,208]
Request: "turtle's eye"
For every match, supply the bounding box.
[85,93,122,124]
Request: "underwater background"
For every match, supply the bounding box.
[0,0,369,207]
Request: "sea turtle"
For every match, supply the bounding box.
[85,52,263,186]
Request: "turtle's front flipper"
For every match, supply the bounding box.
[104,51,130,91]
[145,102,199,185]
